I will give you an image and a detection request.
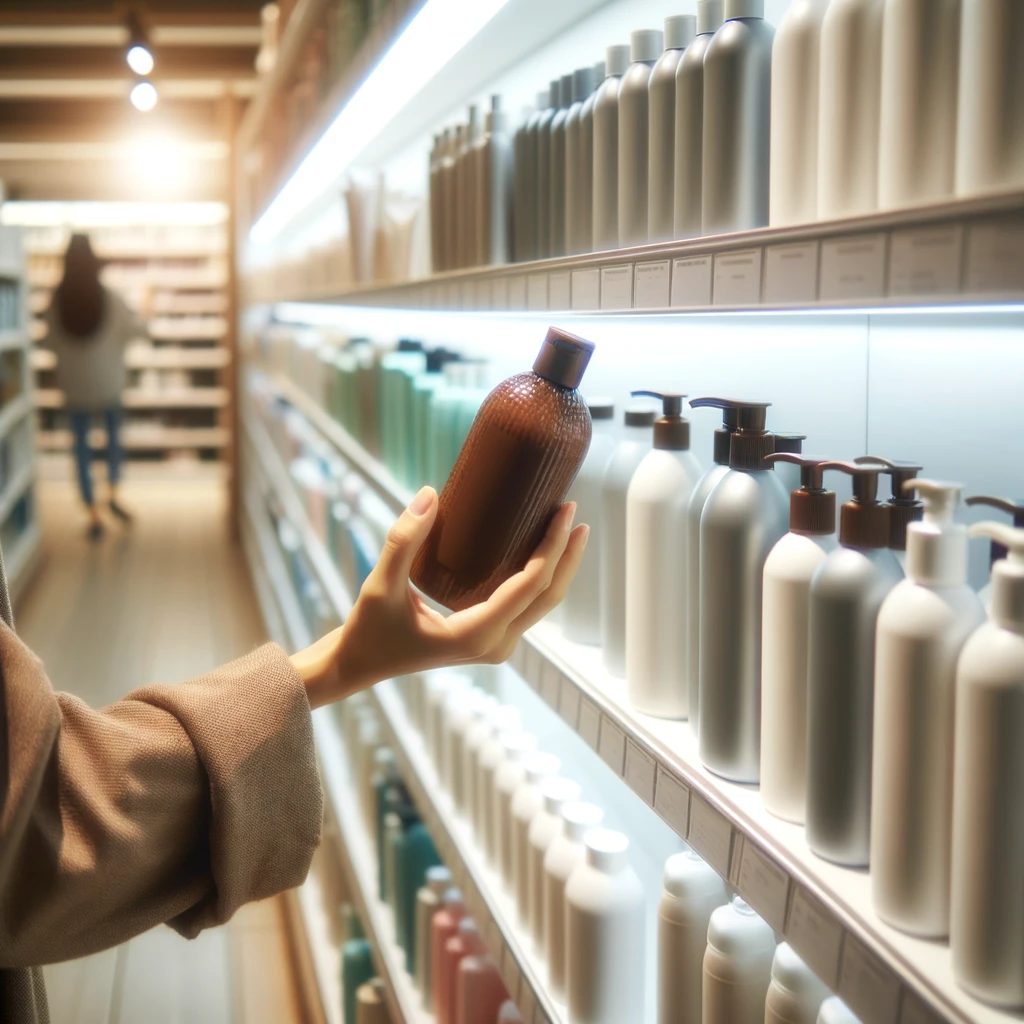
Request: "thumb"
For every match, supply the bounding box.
[375,486,438,597]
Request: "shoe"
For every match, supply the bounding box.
[109,500,133,524]
[87,521,104,542]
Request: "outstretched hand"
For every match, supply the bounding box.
[294,485,588,709]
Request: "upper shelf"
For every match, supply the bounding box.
[249,190,1024,315]
[250,365,1018,1024]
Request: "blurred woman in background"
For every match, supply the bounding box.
[43,232,142,539]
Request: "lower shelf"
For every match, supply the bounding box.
[38,426,230,452]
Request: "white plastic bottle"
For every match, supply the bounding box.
[563,398,616,645]
[425,670,472,770]
[593,45,631,251]
[536,80,559,260]
[454,692,497,818]
[542,800,605,1002]
[600,406,655,677]
[491,730,539,887]
[626,393,702,718]
[760,455,836,823]
[657,849,727,1024]
[950,521,1024,1008]
[566,66,598,256]
[701,896,776,1024]
[618,30,663,247]
[878,0,961,210]
[817,997,862,1024]
[702,0,775,235]
[474,705,523,857]
[765,943,831,1024]
[649,15,696,242]
[964,494,1024,613]
[872,481,985,937]
[956,1,1024,197]
[769,0,830,226]
[527,776,582,948]
[674,0,725,238]
[550,74,574,258]
[510,751,561,927]
[817,0,884,219]
[442,686,487,807]
[565,829,645,1024]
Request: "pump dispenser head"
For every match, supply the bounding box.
[969,522,1024,630]
[965,495,1024,566]
[689,397,773,469]
[664,14,697,50]
[764,453,835,535]
[904,480,968,586]
[858,456,924,551]
[532,327,595,389]
[822,461,890,549]
[572,66,596,104]
[631,390,690,450]
[605,44,631,77]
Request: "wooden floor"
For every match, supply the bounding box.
[16,470,309,1024]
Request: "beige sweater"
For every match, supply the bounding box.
[0,612,323,1022]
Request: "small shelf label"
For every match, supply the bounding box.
[557,676,580,729]
[965,218,1024,295]
[491,276,509,309]
[634,260,671,308]
[548,271,571,309]
[507,275,527,310]
[600,265,633,310]
[597,716,626,774]
[578,697,601,750]
[670,254,713,307]
[738,840,790,932]
[839,934,902,1024]
[624,739,657,805]
[889,225,963,297]
[688,794,733,876]
[819,233,886,301]
[764,242,819,303]
[714,248,763,305]
[474,279,491,310]
[527,273,548,310]
[653,765,690,837]
[786,885,843,988]
[571,268,600,309]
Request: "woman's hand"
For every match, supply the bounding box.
[293,486,588,709]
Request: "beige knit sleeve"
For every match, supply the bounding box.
[0,627,322,968]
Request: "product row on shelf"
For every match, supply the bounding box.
[244,317,1024,1019]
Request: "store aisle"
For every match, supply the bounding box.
[15,473,309,1024]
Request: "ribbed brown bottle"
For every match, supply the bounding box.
[411,327,595,611]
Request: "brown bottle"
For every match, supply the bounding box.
[411,327,595,611]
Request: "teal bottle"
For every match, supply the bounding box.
[393,821,442,974]
[340,904,373,1024]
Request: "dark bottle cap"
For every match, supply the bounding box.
[857,455,924,551]
[772,433,806,455]
[548,79,560,107]
[586,396,614,420]
[425,348,460,373]
[572,66,596,103]
[631,390,690,450]
[559,73,573,108]
[532,326,595,390]
[349,336,372,347]
[710,407,740,465]
[397,338,423,352]
[822,460,890,549]
[965,495,1024,565]
[765,453,836,536]
[690,397,772,470]
[624,406,656,428]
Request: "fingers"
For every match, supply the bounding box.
[373,486,438,598]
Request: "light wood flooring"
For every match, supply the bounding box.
[16,470,309,1024]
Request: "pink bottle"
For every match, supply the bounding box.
[431,890,467,1024]
[455,943,507,1024]
[438,917,480,1024]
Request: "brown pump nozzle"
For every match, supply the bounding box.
[765,453,836,536]
[857,455,924,551]
[822,460,890,549]
[690,397,773,470]
[631,390,690,451]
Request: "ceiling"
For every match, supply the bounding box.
[0,1,264,202]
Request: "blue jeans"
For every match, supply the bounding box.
[69,407,123,508]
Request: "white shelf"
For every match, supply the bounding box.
[255,190,1024,315]
[37,426,229,452]
[125,347,231,370]
[0,328,28,352]
[248,367,1019,1024]
[149,316,228,341]
[0,462,35,526]
[35,388,229,410]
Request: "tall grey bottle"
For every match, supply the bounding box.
[440,127,458,271]
[549,74,573,258]
[690,398,789,782]
[618,29,663,247]
[593,45,631,251]
[536,81,559,259]
[514,93,548,262]
[685,403,738,724]
[572,61,603,255]
[702,0,775,235]
[674,0,724,238]
[648,15,696,242]
[475,94,513,266]
[429,133,443,271]
[806,461,903,867]
[566,66,597,256]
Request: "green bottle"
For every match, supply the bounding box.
[340,903,373,1024]
[393,821,442,974]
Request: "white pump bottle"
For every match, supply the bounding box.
[871,480,985,937]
